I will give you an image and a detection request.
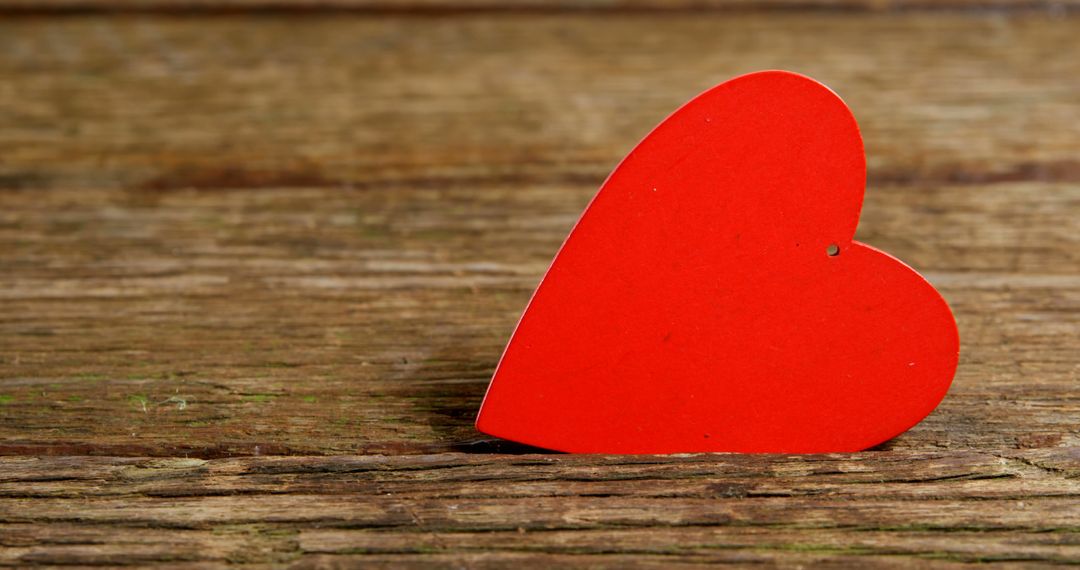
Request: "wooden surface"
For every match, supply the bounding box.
[4,0,1080,14]
[1,3,1078,567]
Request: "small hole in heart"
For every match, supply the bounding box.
[826,243,840,256]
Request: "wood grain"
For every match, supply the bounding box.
[0,7,1077,567]
[1,0,1078,15]
[2,180,1078,458]
[1,12,1079,193]
[2,450,1078,567]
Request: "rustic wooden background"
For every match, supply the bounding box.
[1,0,1078,567]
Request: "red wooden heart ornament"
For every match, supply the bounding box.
[476,71,959,453]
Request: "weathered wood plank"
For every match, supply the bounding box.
[1,180,1078,456]
[1,12,1079,459]
[0,451,1078,566]
[0,13,1078,192]
[1,0,1078,15]
[0,6,1078,567]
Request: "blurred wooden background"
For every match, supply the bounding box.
[1,1,1078,566]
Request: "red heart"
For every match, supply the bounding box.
[476,71,959,453]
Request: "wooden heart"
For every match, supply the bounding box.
[476,71,959,453]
